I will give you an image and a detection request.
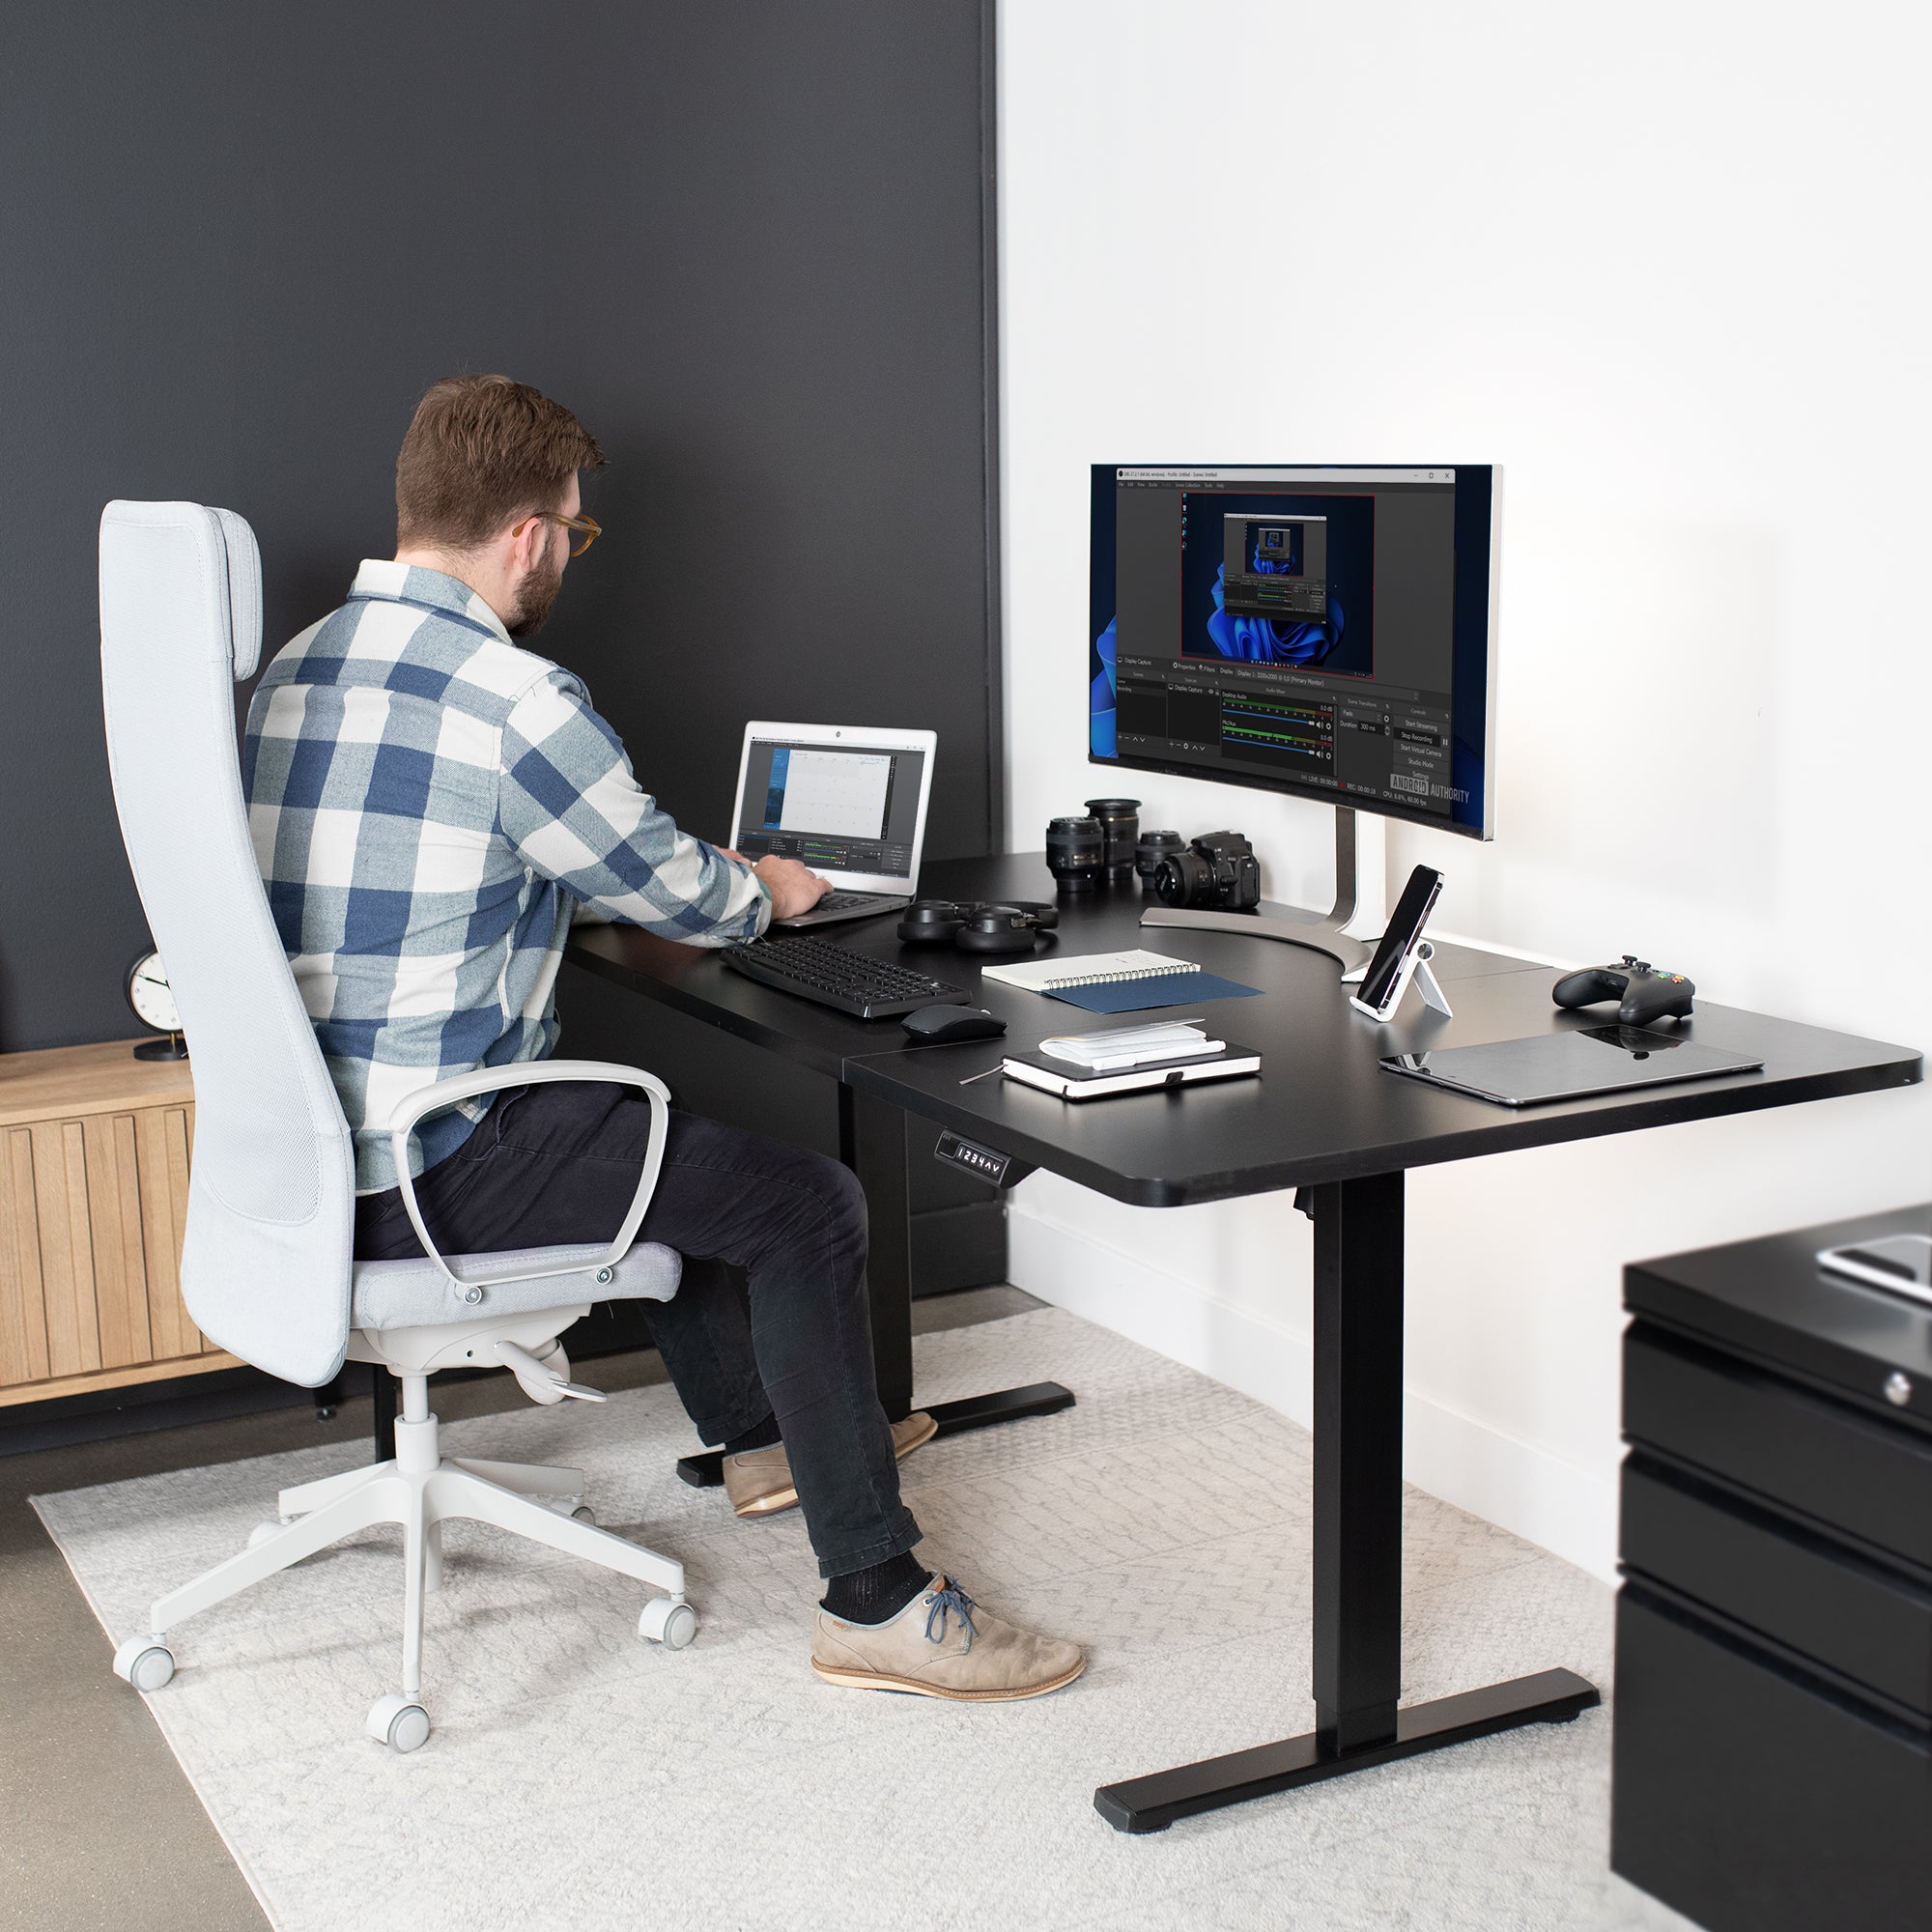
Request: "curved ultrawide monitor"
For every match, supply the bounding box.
[1089,465,1499,839]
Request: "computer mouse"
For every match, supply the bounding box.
[900,1005,1008,1044]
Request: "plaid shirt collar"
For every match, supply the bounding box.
[347,558,515,646]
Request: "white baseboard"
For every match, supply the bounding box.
[1008,1203,1619,1582]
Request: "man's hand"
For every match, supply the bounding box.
[753,853,832,921]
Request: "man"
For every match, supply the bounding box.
[242,374,1082,1702]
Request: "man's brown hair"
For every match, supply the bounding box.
[395,374,606,553]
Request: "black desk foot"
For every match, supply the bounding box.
[1094,1668,1601,1833]
[927,1380,1075,1436]
[676,1380,1076,1488]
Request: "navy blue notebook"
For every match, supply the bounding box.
[1044,970,1263,1014]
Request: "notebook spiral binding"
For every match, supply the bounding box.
[1037,960,1204,991]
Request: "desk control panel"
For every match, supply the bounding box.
[933,1130,1036,1191]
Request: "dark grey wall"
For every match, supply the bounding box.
[0,1,1000,1054]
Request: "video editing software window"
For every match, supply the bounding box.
[733,741,925,878]
[1090,466,1494,835]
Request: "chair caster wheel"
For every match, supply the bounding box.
[571,1505,596,1524]
[247,1520,284,1550]
[639,1597,697,1649]
[366,1693,431,1752]
[112,1636,175,1691]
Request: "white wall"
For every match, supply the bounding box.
[997,0,1932,1578]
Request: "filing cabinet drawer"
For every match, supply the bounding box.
[1611,1588,1932,1932]
[1621,1454,1932,1716]
[1624,1321,1932,1571]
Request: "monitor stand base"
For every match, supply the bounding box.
[1140,808,1383,977]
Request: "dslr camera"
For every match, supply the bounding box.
[1151,831,1262,912]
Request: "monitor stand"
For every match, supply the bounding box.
[1140,807,1386,977]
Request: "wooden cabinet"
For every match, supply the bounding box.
[0,1040,237,1406]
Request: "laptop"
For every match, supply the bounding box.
[727,721,937,929]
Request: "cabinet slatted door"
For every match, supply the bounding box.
[0,1128,50,1385]
[0,1043,231,1408]
[139,1105,200,1361]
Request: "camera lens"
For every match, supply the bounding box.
[1152,847,1214,909]
[1082,797,1141,873]
[1045,815,1105,893]
[1134,829,1185,891]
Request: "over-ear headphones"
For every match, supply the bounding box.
[896,898,1059,956]
[957,904,1060,955]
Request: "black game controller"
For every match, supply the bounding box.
[1551,955,1695,1026]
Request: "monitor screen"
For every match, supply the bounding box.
[1089,465,1498,838]
[732,739,926,879]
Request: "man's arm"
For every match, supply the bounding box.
[498,673,820,941]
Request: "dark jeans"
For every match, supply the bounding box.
[355,1084,922,1578]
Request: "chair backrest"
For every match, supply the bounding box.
[99,501,355,1386]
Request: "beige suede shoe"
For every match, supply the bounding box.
[811,1575,1086,1701]
[723,1410,938,1519]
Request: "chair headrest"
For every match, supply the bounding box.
[99,500,264,681]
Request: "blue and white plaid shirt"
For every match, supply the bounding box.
[242,559,770,1192]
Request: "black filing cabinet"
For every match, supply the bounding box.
[1613,1207,1932,1931]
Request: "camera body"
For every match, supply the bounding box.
[1151,831,1262,913]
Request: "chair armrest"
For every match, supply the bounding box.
[386,1060,671,1296]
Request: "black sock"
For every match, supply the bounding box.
[821,1549,931,1624]
[722,1412,781,1456]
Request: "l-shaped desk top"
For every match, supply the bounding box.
[568,851,1922,1207]
[567,849,1923,1834]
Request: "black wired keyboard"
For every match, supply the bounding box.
[722,934,971,1019]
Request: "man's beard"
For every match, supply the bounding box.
[507,548,564,638]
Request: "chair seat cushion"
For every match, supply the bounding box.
[351,1241,681,1331]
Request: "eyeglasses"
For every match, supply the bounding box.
[513,510,602,556]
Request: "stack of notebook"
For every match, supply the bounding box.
[1000,1020,1262,1100]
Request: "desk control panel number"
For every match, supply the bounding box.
[934,1130,1030,1190]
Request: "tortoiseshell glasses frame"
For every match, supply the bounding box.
[513,510,602,556]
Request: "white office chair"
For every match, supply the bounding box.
[99,500,697,1753]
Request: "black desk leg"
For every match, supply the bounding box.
[841,1084,916,1420]
[839,1086,1074,1440]
[1094,1171,1599,1833]
[674,1086,1075,1488]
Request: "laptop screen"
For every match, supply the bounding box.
[732,738,927,882]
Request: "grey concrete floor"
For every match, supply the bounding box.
[0,1284,1041,1932]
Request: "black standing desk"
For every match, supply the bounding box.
[569,852,1921,1833]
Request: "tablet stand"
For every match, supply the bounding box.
[1344,938,1453,1022]
[1140,807,1385,976]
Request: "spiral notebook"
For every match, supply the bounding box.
[980,948,1263,1013]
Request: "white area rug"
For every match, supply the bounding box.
[34,1309,1690,1932]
